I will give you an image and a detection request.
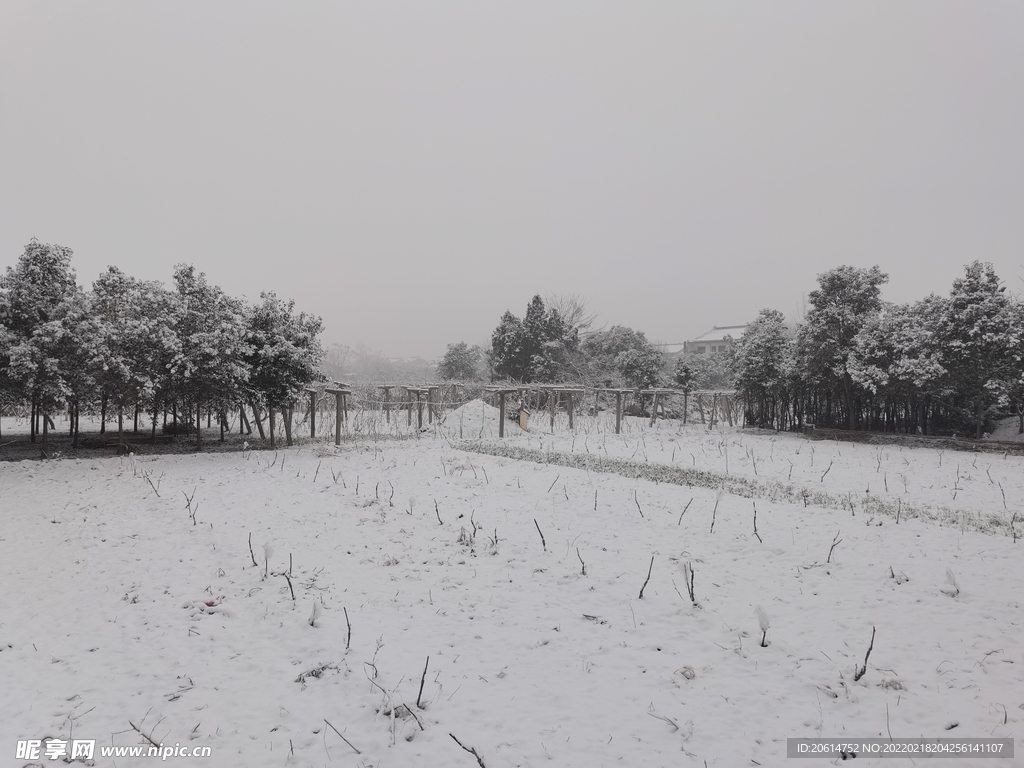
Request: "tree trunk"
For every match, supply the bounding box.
[269,407,276,449]
[283,405,293,446]
[42,409,48,453]
[843,375,855,431]
[100,394,107,435]
[133,403,139,434]
[118,404,124,450]
[30,397,37,443]
[250,401,266,440]
[196,402,203,450]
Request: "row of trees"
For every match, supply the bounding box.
[440,295,671,392]
[732,262,1023,437]
[440,294,750,394]
[0,240,325,448]
[443,263,1023,437]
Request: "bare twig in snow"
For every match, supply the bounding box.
[827,531,842,564]
[450,733,486,767]
[853,626,876,682]
[324,719,361,754]
[417,656,429,709]
[678,498,692,525]
[638,556,654,599]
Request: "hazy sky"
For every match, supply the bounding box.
[2,2,1022,357]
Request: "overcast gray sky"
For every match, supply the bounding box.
[2,2,1022,357]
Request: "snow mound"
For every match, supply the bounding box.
[440,397,521,439]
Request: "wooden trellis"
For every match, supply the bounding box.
[483,386,522,438]
[596,388,635,434]
[537,385,585,431]
[324,385,353,445]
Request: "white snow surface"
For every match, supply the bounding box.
[1,417,1022,767]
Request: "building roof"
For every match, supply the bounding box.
[689,325,747,343]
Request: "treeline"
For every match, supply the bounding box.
[442,263,1023,438]
[440,294,701,392]
[0,240,325,447]
[733,262,1023,437]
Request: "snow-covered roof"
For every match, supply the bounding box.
[689,325,747,343]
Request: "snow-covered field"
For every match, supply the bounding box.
[1,403,1022,767]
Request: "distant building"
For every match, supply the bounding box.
[683,325,747,355]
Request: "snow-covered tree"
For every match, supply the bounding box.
[581,326,656,387]
[732,309,795,429]
[245,292,325,445]
[937,261,1020,437]
[490,310,527,381]
[490,296,578,383]
[437,342,484,381]
[0,240,81,441]
[797,265,888,429]
[90,267,183,443]
[172,264,249,448]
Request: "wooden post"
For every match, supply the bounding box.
[698,394,706,425]
[325,388,352,446]
[407,389,413,426]
[308,390,317,439]
[549,390,556,432]
[649,393,660,427]
[683,393,688,425]
[567,391,574,429]
[428,386,440,424]
[615,392,623,434]
[724,394,734,427]
[416,392,424,429]
[498,391,506,438]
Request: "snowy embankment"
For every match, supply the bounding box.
[0,417,1021,767]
